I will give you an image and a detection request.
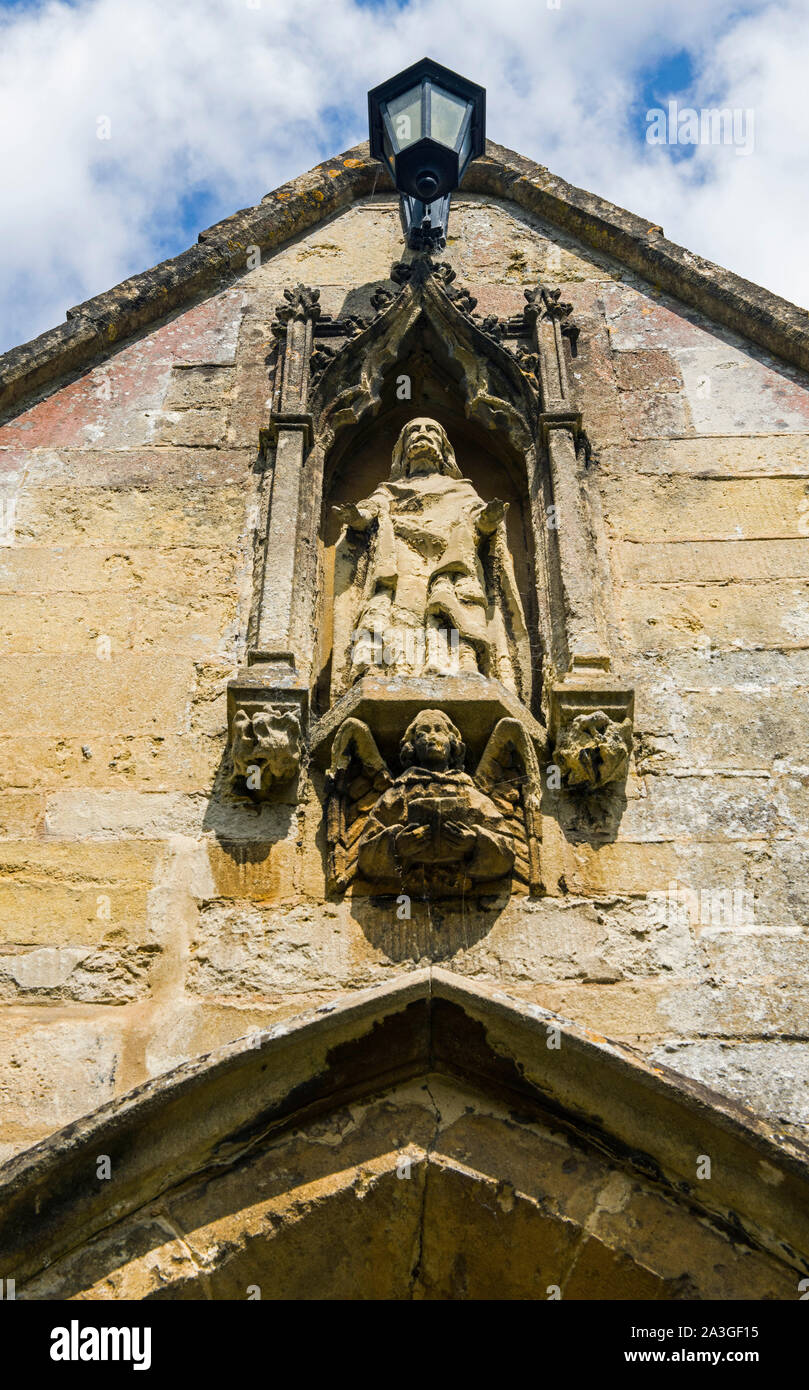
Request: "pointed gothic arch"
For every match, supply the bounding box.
[3,973,807,1300]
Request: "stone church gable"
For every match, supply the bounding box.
[2,134,809,1300]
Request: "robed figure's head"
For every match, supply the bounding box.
[390,418,462,480]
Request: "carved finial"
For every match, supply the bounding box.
[370,285,396,312]
[387,257,477,308]
[477,314,506,340]
[271,284,321,337]
[308,342,337,385]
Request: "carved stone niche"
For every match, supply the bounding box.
[549,677,634,791]
[227,662,307,800]
[312,674,544,898]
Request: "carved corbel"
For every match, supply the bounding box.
[323,708,541,897]
[227,665,308,800]
[549,678,634,791]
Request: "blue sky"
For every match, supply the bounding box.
[1,0,808,352]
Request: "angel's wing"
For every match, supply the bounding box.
[476,717,543,894]
[325,718,392,892]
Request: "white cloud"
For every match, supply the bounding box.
[1,0,808,353]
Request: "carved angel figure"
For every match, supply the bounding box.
[332,418,532,704]
[326,708,541,896]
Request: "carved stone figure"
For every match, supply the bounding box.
[332,418,532,704]
[554,709,632,790]
[231,704,302,796]
[326,708,541,895]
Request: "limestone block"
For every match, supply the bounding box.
[744,837,809,929]
[633,685,809,772]
[186,901,393,998]
[42,791,211,840]
[13,485,245,548]
[599,434,809,478]
[0,841,161,946]
[0,1014,122,1133]
[0,792,43,837]
[617,537,809,584]
[618,773,783,841]
[249,201,403,290]
[9,445,253,489]
[675,343,809,436]
[205,830,299,900]
[0,545,240,596]
[701,928,809,982]
[612,348,684,393]
[0,654,195,735]
[448,895,701,983]
[0,592,239,659]
[541,821,758,898]
[0,943,157,1003]
[657,979,809,1037]
[162,365,234,410]
[0,733,223,793]
[154,408,226,447]
[446,199,622,285]
[617,389,693,439]
[629,645,809,691]
[601,475,809,542]
[189,662,234,737]
[619,581,809,651]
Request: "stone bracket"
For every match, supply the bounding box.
[319,681,545,897]
[549,677,634,791]
[227,663,309,799]
[549,678,634,745]
[311,672,547,772]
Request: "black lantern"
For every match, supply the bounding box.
[368,57,486,251]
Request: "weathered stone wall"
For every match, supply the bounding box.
[1,191,808,1159]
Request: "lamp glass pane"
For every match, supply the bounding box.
[385,84,422,151]
[457,118,472,171]
[429,84,468,149]
[382,126,396,176]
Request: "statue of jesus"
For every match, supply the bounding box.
[332,418,531,703]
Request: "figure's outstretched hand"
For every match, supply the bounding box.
[332,501,370,532]
[476,499,507,534]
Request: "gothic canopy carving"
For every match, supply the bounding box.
[307,257,542,454]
